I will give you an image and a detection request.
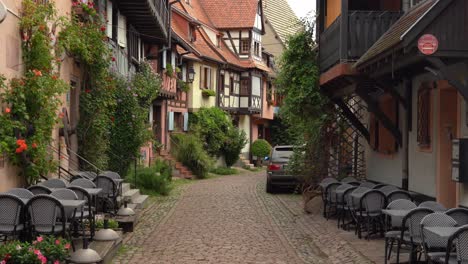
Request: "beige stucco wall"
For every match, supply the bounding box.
[239,115,251,156]
[0,0,74,190]
[188,61,218,111]
[366,73,439,197]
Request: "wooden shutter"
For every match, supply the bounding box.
[183,112,189,132]
[378,96,397,154]
[106,1,113,38]
[417,86,431,147]
[207,68,211,89]
[200,66,204,89]
[117,12,127,48]
[168,112,174,131]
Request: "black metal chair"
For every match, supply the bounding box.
[324,182,341,219]
[0,194,25,242]
[441,225,468,264]
[445,208,468,226]
[93,175,118,214]
[356,190,386,239]
[338,186,357,230]
[419,201,447,212]
[27,185,52,195]
[41,178,68,188]
[420,213,457,263]
[387,190,412,203]
[6,188,34,199]
[70,178,97,189]
[384,199,417,264]
[396,208,434,264]
[68,186,95,239]
[25,195,69,240]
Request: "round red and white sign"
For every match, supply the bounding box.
[418,34,439,55]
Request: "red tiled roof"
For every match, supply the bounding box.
[355,0,437,67]
[198,0,259,29]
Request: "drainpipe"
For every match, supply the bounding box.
[402,79,412,190]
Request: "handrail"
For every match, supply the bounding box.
[48,145,102,173]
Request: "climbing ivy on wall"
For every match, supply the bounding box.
[0,0,68,184]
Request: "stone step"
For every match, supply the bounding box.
[121,183,131,194]
[131,194,149,209]
[123,189,140,202]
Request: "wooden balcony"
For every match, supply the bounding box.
[117,0,169,43]
[319,10,403,72]
[160,72,177,98]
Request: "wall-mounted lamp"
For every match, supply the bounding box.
[188,67,195,83]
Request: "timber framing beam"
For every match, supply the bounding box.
[426,57,468,101]
[356,87,403,146]
[331,98,370,143]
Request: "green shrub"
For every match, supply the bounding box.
[211,167,238,175]
[251,139,272,158]
[171,133,213,179]
[95,219,119,229]
[223,128,247,167]
[129,162,173,196]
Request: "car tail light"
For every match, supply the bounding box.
[268,164,281,171]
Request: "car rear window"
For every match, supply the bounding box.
[271,147,294,162]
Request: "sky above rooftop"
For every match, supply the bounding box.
[287,0,315,18]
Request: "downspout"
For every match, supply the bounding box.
[402,79,412,190]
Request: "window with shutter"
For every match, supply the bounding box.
[417,84,432,149]
[369,95,398,155]
[168,112,174,131]
[117,12,127,48]
[106,0,113,38]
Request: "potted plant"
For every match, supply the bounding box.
[177,79,190,93]
[166,64,174,77]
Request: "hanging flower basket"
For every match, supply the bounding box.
[201,89,216,97]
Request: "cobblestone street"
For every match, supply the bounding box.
[114,172,385,264]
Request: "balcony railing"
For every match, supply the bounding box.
[117,0,170,42]
[319,10,403,72]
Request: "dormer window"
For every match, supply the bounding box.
[253,41,260,57]
[240,39,250,54]
[189,25,197,42]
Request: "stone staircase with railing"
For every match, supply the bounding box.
[158,150,193,179]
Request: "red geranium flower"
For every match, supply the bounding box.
[111,57,116,62]
[32,142,38,149]
[100,26,106,32]
[32,69,42,77]
[85,89,91,93]
[5,108,11,113]
[59,112,65,119]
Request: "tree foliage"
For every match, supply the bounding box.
[276,18,337,186]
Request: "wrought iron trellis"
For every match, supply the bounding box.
[327,94,367,180]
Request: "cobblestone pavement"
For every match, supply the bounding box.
[114,172,386,264]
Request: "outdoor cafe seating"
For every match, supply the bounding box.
[318,177,468,263]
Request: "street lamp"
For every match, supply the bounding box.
[188,67,195,83]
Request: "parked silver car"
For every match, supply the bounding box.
[266,145,298,193]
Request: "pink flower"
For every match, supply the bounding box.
[5,108,11,113]
[54,261,60,264]
[55,239,60,245]
[39,255,47,264]
[64,243,71,249]
[34,249,42,255]
[36,236,43,242]
[1,260,6,264]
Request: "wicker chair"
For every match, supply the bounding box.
[387,190,412,203]
[357,190,386,239]
[420,213,458,263]
[100,171,121,179]
[68,186,95,239]
[324,182,342,219]
[379,185,399,195]
[445,208,468,226]
[384,199,417,264]
[340,186,358,230]
[341,177,357,183]
[0,194,25,241]
[41,178,68,188]
[396,208,434,264]
[335,184,353,228]
[27,185,52,195]
[25,195,69,240]
[6,188,34,199]
[419,201,447,212]
[70,178,97,189]
[50,189,79,220]
[93,175,118,214]
[440,225,468,264]
[373,184,388,190]
[360,181,376,189]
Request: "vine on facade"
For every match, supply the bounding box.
[0,0,68,184]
